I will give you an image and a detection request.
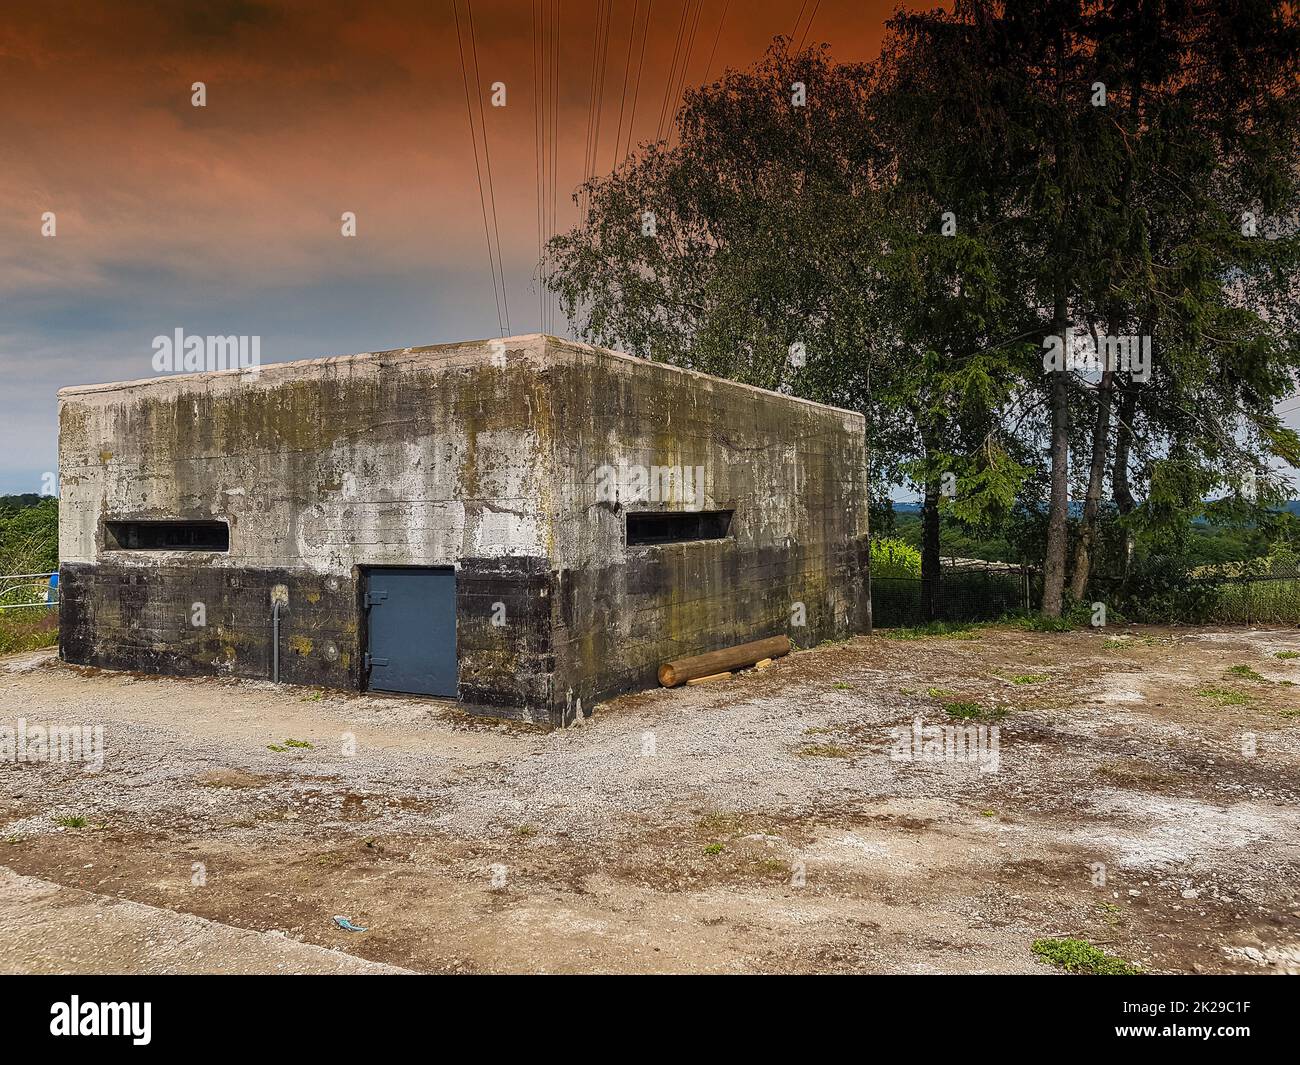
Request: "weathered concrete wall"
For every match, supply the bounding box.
[58,334,868,728]
[542,338,870,719]
[58,337,558,717]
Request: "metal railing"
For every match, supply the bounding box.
[0,572,59,610]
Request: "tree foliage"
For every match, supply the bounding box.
[546,1,1300,619]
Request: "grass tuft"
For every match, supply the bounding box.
[1005,614,1075,633]
[268,737,314,752]
[1032,937,1139,975]
[1196,686,1250,706]
[943,701,1005,721]
[798,742,853,758]
[0,608,59,655]
[884,621,981,641]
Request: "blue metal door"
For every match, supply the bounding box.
[364,567,457,697]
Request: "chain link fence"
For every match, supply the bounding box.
[1092,555,1300,625]
[872,560,1036,628]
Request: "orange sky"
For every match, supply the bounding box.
[0,0,893,327]
[6,1,1292,494]
[0,0,902,489]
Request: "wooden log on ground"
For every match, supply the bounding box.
[658,635,791,687]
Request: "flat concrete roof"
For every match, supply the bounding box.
[57,333,864,423]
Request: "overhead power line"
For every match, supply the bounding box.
[533,0,545,331]
[704,0,731,83]
[796,0,822,52]
[612,0,640,172]
[583,0,614,212]
[534,0,560,333]
[465,0,510,336]
[548,0,562,332]
[594,2,615,168]
[452,0,507,337]
[655,0,693,144]
[790,0,810,46]
[663,0,705,144]
[624,0,654,160]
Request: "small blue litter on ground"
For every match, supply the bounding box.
[333,915,368,932]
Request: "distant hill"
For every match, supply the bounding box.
[888,499,1300,519]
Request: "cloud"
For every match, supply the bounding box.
[0,0,885,491]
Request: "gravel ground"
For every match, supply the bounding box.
[1,625,1298,974]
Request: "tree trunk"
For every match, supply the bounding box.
[1110,380,1137,580]
[1072,69,1141,601]
[1041,367,1071,616]
[1112,383,1136,515]
[920,476,942,622]
[1040,38,1072,619]
[864,423,873,636]
[1068,364,1115,601]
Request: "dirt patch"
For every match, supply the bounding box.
[195,768,274,789]
[2,626,1299,973]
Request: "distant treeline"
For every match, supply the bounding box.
[879,503,1300,570]
[0,493,47,515]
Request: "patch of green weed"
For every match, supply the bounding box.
[268,737,314,752]
[943,701,1005,721]
[1005,614,1075,633]
[1032,937,1138,975]
[884,621,981,641]
[798,743,853,758]
[1196,687,1249,706]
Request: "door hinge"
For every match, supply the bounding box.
[364,590,388,607]
[363,653,388,670]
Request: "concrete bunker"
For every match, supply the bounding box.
[57,335,870,727]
